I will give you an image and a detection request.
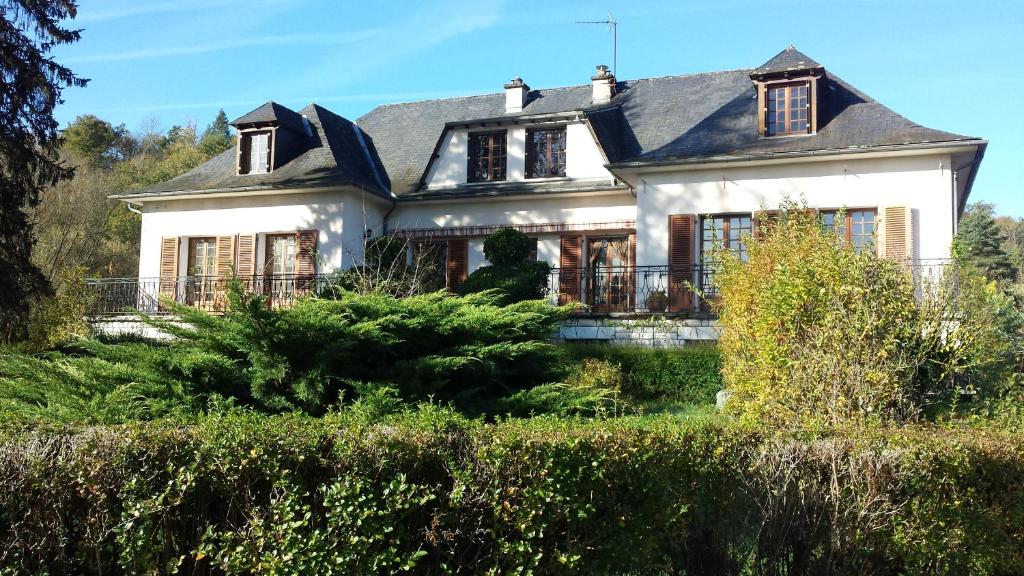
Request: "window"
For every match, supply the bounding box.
[822,209,877,253]
[264,234,297,303]
[526,127,566,178]
[239,131,271,174]
[468,131,506,182]
[586,236,632,312]
[188,237,217,276]
[766,82,810,136]
[701,214,752,296]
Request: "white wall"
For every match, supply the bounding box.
[138,189,388,278]
[424,120,613,188]
[634,153,955,266]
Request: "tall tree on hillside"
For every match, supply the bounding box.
[62,114,132,167]
[0,0,88,341]
[199,109,233,156]
[957,203,1018,283]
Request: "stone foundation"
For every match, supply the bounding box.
[556,317,720,347]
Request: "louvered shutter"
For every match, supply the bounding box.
[628,233,637,310]
[238,134,251,174]
[215,236,236,277]
[668,214,696,313]
[296,230,318,275]
[879,206,914,262]
[236,234,257,291]
[159,237,179,306]
[559,235,582,305]
[446,238,469,289]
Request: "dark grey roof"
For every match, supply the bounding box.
[399,178,628,201]
[114,103,389,200]
[231,101,306,134]
[752,45,822,76]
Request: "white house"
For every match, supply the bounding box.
[105,47,985,344]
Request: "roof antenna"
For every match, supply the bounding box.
[576,12,617,78]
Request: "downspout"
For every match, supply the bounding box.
[126,202,142,215]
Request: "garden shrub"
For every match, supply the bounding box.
[1,411,1023,575]
[497,358,633,417]
[562,343,722,404]
[460,227,551,303]
[715,204,1016,428]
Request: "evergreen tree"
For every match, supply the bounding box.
[957,203,1017,282]
[199,109,233,156]
[0,0,88,341]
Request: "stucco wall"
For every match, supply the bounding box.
[424,121,612,188]
[138,189,388,278]
[634,153,955,266]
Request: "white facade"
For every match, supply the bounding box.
[137,188,388,278]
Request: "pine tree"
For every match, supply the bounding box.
[0,0,88,341]
[957,203,1017,282]
[199,109,233,156]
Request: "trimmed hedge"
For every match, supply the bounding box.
[2,412,1023,575]
[562,343,722,404]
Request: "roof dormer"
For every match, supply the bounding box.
[231,102,311,175]
[750,46,825,137]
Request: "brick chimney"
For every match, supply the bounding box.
[591,65,615,105]
[504,76,529,113]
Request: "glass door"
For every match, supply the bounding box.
[187,237,217,308]
[264,234,297,305]
[586,236,632,312]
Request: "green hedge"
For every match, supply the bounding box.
[2,411,1023,575]
[562,343,722,403]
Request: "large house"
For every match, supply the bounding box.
[104,46,985,344]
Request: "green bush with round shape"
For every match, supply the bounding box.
[483,227,531,266]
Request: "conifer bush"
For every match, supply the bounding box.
[459,227,551,304]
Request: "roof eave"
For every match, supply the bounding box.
[110,181,396,203]
[958,140,987,215]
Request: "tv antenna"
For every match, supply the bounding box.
[576,12,618,77]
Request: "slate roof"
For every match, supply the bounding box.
[114,103,389,199]
[752,45,822,76]
[117,47,983,202]
[230,101,306,135]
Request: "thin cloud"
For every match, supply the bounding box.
[64,30,383,63]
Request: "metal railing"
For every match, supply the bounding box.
[85,275,336,316]
[85,261,956,318]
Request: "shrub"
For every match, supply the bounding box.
[25,267,92,352]
[498,358,632,417]
[460,227,551,303]
[562,343,722,404]
[1,412,1023,575]
[715,205,1015,428]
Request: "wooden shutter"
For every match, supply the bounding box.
[159,236,179,303]
[628,233,637,310]
[446,238,468,289]
[668,214,695,312]
[879,206,914,261]
[236,234,257,290]
[238,134,251,174]
[215,236,236,277]
[296,230,318,275]
[558,235,582,305]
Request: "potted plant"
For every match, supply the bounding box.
[645,289,668,312]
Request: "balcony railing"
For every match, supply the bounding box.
[85,275,336,316]
[85,261,955,318]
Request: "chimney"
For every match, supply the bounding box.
[591,64,615,105]
[504,76,529,113]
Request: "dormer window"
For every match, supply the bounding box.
[766,82,810,136]
[526,127,566,178]
[751,46,823,138]
[468,131,506,182]
[239,130,272,175]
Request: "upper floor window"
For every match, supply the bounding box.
[822,209,876,253]
[526,127,566,178]
[766,82,810,136]
[468,131,506,182]
[239,131,271,174]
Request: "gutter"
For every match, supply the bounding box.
[608,139,989,171]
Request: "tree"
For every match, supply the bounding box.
[459,228,550,304]
[62,114,129,167]
[0,0,88,341]
[957,203,1017,283]
[199,109,233,156]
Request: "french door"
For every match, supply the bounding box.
[187,237,217,308]
[264,234,297,305]
[586,236,633,312]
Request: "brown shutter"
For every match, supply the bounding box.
[756,83,767,137]
[236,234,257,292]
[446,238,468,289]
[159,237,179,304]
[628,233,637,310]
[558,235,582,305]
[668,214,695,313]
[296,230,318,276]
[879,206,913,261]
[238,134,251,174]
[215,235,236,277]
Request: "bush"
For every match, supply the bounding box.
[498,358,632,417]
[562,343,722,404]
[25,267,92,352]
[1,412,1023,575]
[460,228,551,304]
[715,205,1016,428]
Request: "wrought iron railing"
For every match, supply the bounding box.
[84,275,336,316]
[85,261,956,318]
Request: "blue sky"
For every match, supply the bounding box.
[54,0,1024,215]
